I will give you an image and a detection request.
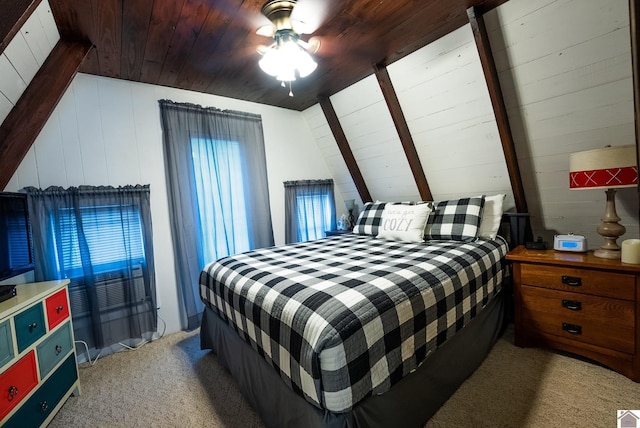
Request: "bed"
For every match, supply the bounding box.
[199,196,512,428]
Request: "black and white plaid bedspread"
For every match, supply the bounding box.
[200,234,508,412]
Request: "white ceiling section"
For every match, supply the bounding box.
[303,0,638,247]
[0,1,59,124]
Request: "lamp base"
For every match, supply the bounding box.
[593,248,621,259]
[593,188,625,260]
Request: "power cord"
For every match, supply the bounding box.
[76,311,168,363]
[117,310,167,351]
[75,340,102,366]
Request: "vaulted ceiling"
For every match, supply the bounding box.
[45,0,508,111]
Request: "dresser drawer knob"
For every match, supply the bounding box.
[562,322,582,335]
[28,322,38,331]
[55,344,63,355]
[56,305,64,313]
[561,299,582,311]
[40,400,48,412]
[561,276,582,287]
[7,386,18,400]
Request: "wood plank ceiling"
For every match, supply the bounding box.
[46,0,508,111]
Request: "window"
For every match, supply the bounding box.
[191,137,250,262]
[296,192,333,241]
[284,179,336,244]
[52,205,145,279]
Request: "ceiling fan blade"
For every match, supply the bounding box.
[297,37,320,54]
[290,0,330,34]
[256,24,276,37]
[291,19,314,35]
[256,43,274,55]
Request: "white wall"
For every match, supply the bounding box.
[3,73,334,334]
[303,0,638,248]
[2,0,638,334]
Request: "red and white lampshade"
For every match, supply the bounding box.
[569,144,638,190]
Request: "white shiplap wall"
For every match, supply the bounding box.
[0,1,59,124]
[2,0,638,331]
[3,73,337,334]
[485,0,637,244]
[303,0,638,248]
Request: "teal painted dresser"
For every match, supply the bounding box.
[0,280,80,427]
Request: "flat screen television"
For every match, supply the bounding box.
[0,192,34,281]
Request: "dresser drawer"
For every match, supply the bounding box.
[0,351,38,420]
[37,321,73,379]
[14,303,46,353]
[45,288,70,330]
[0,319,14,369]
[3,354,77,428]
[520,264,635,300]
[521,285,635,353]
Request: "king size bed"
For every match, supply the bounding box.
[199,196,512,428]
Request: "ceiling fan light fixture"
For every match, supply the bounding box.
[258,29,317,83]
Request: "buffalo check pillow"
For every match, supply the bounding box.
[352,201,387,235]
[424,196,485,241]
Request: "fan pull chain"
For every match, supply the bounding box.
[288,81,294,97]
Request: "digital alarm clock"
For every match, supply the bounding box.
[553,234,588,252]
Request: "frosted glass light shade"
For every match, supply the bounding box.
[258,32,317,82]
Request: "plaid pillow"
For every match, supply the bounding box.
[424,196,485,241]
[352,201,387,235]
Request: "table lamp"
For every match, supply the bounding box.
[344,199,355,228]
[569,144,638,259]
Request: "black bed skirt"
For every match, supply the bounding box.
[200,291,505,428]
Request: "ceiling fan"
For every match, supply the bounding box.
[255,0,324,95]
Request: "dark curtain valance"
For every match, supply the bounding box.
[158,99,262,121]
[284,179,334,187]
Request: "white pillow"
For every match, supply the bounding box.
[376,203,431,243]
[477,194,506,240]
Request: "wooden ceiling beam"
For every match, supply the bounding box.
[374,64,433,202]
[0,0,41,55]
[319,96,373,203]
[0,40,92,190]
[467,6,528,214]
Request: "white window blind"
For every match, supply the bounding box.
[53,205,145,277]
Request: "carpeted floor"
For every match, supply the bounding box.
[49,325,640,428]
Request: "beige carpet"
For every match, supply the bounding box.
[49,325,640,428]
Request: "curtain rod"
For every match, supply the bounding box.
[158,99,262,121]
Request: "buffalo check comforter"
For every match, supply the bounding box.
[199,233,508,413]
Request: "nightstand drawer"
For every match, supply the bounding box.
[521,285,635,353]
[520,264,635,300]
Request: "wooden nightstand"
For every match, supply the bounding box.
[506,245,640,382]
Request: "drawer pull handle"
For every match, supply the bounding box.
[562,322,582,335]
[28,322,38,331]
[561,276,582,287]
[7,386,18,400]
[55,344,63,355]
[40,400,48,412]
[56,305,64,313]
[562,300,582,311]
